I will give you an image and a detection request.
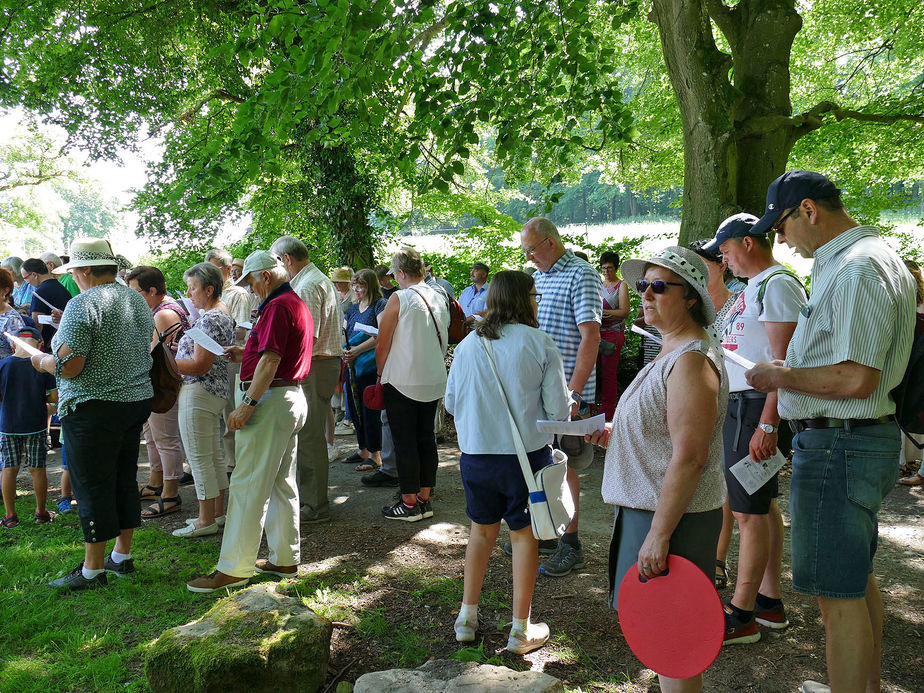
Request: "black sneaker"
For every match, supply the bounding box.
[382,500,423,522]
[179,471,194,486]
[502,539,559,557]
[362,470,400,487]
[104,553,136,577]
[48,563,109,591]
[419,498,433,519]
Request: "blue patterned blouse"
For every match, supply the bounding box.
[175,308,236,400]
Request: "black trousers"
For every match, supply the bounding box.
[62,398,152,544]
[382,384,439,495]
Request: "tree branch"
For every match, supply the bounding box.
[702,0,736,43]
[802,101,924,126]
[735,100,924,140]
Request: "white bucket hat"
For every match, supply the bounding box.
[621,245,716,324]
[53,239,119,274]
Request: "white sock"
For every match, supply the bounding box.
[110,550,131,563]
[457,602,478,624]
[511,616,529,634]
[82,566,105,579]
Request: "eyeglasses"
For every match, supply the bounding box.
[636,279,684,294]
[771,207,798,234]
[529,292,542,303]
[523,237,551,257]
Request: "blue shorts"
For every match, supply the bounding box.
[460,447,552,531]
[0,431,47,469]
[789,421,900,599]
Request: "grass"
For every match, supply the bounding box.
[0,492,222,693]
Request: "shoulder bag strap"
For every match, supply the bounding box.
[408,286,444,352]
[480,336,540,493]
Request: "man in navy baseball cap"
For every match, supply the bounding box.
[702,212,762,254]
[750,170,841,237]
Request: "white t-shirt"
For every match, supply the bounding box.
[721,265,806,392]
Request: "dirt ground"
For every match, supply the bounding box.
[40,433,924,692]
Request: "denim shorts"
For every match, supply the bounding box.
[789,421,900,598]
[460,447,552,531]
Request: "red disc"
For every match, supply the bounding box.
[616,554,724,679]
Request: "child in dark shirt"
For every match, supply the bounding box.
[0,327,57,526]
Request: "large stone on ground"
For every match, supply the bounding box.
[146,583,332,693]
[354,659,564,692]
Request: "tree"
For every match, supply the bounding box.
[0,1,634,261]
[617,0,924,243]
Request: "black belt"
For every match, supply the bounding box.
[790,415,893,433]
[239,379,300,391]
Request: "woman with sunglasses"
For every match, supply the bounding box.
[445,270,570,654]
[589,246,727,693]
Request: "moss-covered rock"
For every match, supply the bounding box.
[146,583,332,693]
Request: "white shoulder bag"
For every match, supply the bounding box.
[480,336,575,540]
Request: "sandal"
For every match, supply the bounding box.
[715,560,729,590]
[35,510,56,524]
[141,496,182,518]
[1,515,18,528]
[898,473,924,486]
[355,460,379,472]
[139,484,163,500]
[341,452,363,465]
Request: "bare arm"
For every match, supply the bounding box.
[749,321,797,461]
[569,320,602,397]
[227,350,281,430]
[153,309,182,351]
[174,344,217,377]
[746,360,881,400]
[638,351,720,579]
[374,294,400,375]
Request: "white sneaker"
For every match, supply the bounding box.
[801,682,831,693]
[186,516,224,528]
[327,444,338,462]
[334,422,354,436]
[506,622,550,654]
[173,522,219,537]
[454,614,476,643]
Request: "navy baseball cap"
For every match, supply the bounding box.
[750,170,841,235]
[17,326,43,342]
[702,213,760,253]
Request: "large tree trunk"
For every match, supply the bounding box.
[650,0,803,244]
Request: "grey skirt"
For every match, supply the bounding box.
[607,505,723,610]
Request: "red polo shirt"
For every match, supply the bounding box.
[240,283,313,382]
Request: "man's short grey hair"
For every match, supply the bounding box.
[270,236,309,262]
[1,257,23,275]
[265,265,290,283]
[522,217,561,240]
[40,252,63,268]
[205,248,233,267]
[183,262,224,300]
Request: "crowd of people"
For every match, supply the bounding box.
[1,169,922,692]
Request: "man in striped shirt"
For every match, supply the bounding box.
[746,171,915,693]
[520,217,602,578]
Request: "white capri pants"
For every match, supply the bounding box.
[178,382,229,500]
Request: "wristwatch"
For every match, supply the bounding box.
[758,422,778,434]
[242,394,258,407]
[569,390,583,404]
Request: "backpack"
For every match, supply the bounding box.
[892,312,924,448]
[447,297,468,344]
[149,323,184,414]
[756,268,807,316]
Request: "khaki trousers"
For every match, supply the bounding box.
[217,385,307,577]
[143,399,185,481]
[296,357,341,519]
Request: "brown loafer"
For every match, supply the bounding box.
[186,570,249,593]
[254,559,298,578]
[898,473,924,486]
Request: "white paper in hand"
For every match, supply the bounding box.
[32,292,58,311]
[184,328,226,356]
[37,315,60,328]
[729,450,787,495]
[536,413,606,437]
[355,323,379,336]
[722,348,756,371]
[181,297,201,322]
[631,323,662,344]
[4,332,43,357]
[237,321,253,330]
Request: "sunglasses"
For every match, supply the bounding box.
[636,279,684,294]
[771,207,798,234]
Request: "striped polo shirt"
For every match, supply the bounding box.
[534,250,603,401]
[778,226,916,420]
